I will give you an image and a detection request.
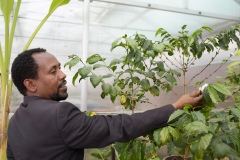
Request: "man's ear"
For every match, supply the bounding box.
[23,79,37,92]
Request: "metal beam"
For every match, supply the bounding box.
[93,0,240,21]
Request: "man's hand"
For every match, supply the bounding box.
[172,91,203,110]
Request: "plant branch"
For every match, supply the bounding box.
[186,50,220,85]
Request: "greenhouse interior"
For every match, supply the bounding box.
[0,0,240,159]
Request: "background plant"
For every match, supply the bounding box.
[0,0,71,159]
[65,24,240,160]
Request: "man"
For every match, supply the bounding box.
[7,48,202,160]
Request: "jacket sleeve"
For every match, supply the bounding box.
[56,102,175,149]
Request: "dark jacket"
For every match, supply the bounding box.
[7,96,175,160]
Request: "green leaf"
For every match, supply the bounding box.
[64,56,80,70]
[110,86,118,103]
[160,127,171,145]
[191,111,206,123]
[198,133,213,150]
[102,74,112,79]
[211,83,231,96]
[132,76,140,84]
[207,85,220,104]
[93,64,104,70]
[140,79,150,91]
[211,139,231,158]
[156,71,165,78]
[154,43,165,53]
[153,129,162,147]
[155,28,164,37]
[169,69,181,76]
[165,74,176,84]
[185,121,208,135]
[1,0,14,22]
[110,59,122,67]
[111,37,122,51]
[149,86,160,96]
[90,74,103,88]
[168,126,180,140]
[78,66,92,78]
[143,39,151,51]
[230,108,240,119]
[228,61,240,68]
[202,26,213,32]
[168,110,185,122]
[101,83,112,94]
[188,37,194,45]
[192,29,202,37]
[49,0,70,15]
[72,72,79,86]
[86,54,104,64]
[125,38,138,51]
[146,50,155,58]
[194,134,213,160]
[156,61,164,71]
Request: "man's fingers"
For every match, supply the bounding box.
[190,90,201,97]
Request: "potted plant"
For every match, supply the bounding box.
[65,24,240,160]
[0,0,71,159]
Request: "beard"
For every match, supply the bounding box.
[51,84,68,101]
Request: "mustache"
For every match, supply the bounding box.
[58,79,67,88]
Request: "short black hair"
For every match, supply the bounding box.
[11,48,47,96]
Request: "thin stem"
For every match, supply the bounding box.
[186,50,220,85]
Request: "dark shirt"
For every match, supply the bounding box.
[7,96,175,160]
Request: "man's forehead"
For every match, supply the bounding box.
[32,52,60,66]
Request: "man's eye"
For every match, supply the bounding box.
[51,70,56,74]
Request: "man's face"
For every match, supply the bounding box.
[32,52,68,101]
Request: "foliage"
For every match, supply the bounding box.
[153,83,240,160]
[0,0,71,159]
[65,24,240,160]
[65,34,180,112]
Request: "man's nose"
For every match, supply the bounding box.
[59,69,67,79]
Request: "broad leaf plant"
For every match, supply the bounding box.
[65,24,240,160]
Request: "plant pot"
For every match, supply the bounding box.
[163,155,191,160]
